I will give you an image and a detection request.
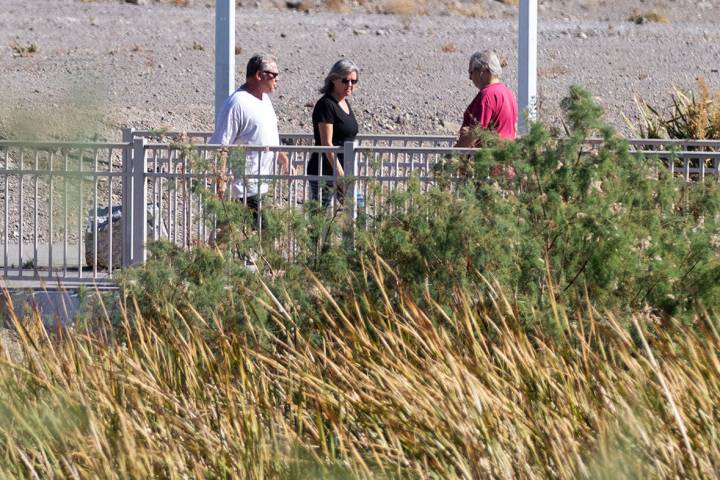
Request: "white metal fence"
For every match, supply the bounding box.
[2,131,720,286]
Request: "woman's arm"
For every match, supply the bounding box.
[317,122,345,176]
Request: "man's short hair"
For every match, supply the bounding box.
[469,50,502,78]
[246,53,277,78]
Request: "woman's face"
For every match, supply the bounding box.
[333,71,358,97]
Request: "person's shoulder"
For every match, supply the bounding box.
[489,82,514,95]
[315,94,335,107]
[225,88,252,107]
[313,94,336,114]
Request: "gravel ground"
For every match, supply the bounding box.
[1,0,719,140]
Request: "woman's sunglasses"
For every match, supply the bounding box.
[341,78,359,85]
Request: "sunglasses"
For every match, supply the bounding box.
[341,78,359,85]
[262,70,279,79]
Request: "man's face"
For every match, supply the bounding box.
[258,62,279,94]
[468,66,489,90]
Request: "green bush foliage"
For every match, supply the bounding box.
[371,87,720,318]
[123,86,720,329]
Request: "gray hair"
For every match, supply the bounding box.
[246,53,277,78]
[319,59,359,94]
[469,50,502,78]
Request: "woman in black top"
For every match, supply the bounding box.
[308,59,359,206]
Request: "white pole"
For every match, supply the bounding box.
[215,0,235,124]
[518,0,537,134]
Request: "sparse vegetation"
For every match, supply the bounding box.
[440,42,458,53]
[325,0,351,13]
[447,1,484,17]
[629,78,720,139]
[380,0,422,15]
[10,42,38,58]
[629,10,669,24]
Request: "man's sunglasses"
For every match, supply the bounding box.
[262,70,279,79]
[341,78,359,85]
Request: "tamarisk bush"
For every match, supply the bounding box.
[124,86,720,329]
[369,86,720,319]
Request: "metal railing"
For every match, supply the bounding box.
[2,132,719,287]
[0,141,126,286]
[127,128,458,148]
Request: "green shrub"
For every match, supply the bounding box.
[123,86,720,330]
[368,86,720,318]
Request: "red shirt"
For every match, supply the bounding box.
[462,82,518,140]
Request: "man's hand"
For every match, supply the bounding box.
[455,126,478,148]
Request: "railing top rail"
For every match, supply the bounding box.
[640,151,720,158]
[0,141,128,149]
[145,143,485,155]
[128,129,457,142]
[356,134,456,141]
[354,146,480,154]
[2,137,720,153]
[145,143,342,153]
[587,138,720,147]
[128,129,720,147]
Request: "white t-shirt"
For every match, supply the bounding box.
[209,86,280,198]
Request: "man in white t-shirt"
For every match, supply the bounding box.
[210,53,288,224]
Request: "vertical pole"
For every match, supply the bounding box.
[343,141,357,222]
[215,0,235,123]
[121,128,134,266]
[518,0,538,134]
[131,138,147,265]
[343,141,358,249]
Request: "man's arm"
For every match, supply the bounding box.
[209,96,240,145]
[318,122,344,176]
[276,151,289,173]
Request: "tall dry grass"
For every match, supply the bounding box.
[1,260,720,478]
[629,78,720,140]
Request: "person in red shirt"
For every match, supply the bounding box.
[456,50,518,147]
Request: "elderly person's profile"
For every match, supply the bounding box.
[456,50,518,147]
[308,58,360,207]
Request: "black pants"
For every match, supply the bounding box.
[236,194,264,231]
[215,194,264,245]
[308,153,344,207]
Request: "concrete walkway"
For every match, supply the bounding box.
[1,242,83,269]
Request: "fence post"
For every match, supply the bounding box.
[121,128,134,266]
[343,141,358,249]
[131,137,147,265]
[344,141,358,221]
